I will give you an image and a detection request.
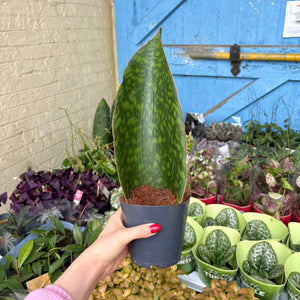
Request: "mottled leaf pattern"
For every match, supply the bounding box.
[242,219,271,241]
[187,202,203,217]
[289,272,300,290]
[202,217,217,228]
[215,208,239,229]
[182,222,196,251]
[243,241,285,285]
[112,29,186,202]
[197,229,236,269]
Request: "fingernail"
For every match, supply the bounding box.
[150,224,161,234]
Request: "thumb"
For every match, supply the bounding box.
[121,223,161,244]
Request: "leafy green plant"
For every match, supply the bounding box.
[112,28,186,203]
[0,217,102,296]
[204,122,243,142]
[187,149,217,199]
[182,222,196,251]
[197,229,237,270]
[242,219,271,241]
[187,202,204,218]
[202,208,239,230]
[289,272,300,290]
[243,241,285,285]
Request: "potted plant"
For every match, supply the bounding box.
[112,28,189,268]
[285,252,300,299]
[177,216,203,274]
[186,149,218,205]
[237,240,292,300]
[192,226,241,286]
[187,197,206,224]
[219,155,254,212]
[201,204,247,233]
[242,212,289,243]
[252,157,298,225]
[286,222,300,252]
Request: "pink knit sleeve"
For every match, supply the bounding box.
[24,284,73,300]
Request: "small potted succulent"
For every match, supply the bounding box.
[186,197,206,224]
[242,212,289,243]
[112,28,189,268]
[177,216,203,274]
[285,252,300,299]
[286,222,300,252]
[186,149,217,205]
[237,240,292,300]
[192,226,241,286]
[220,155,254,212]
[201,204,247,233]
[252,157,298,225]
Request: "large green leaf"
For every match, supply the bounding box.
[18,240,34,269]
[112,28,187,202]
[242,219,271,241]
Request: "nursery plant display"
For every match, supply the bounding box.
[242,212,289,242]
[252,157,299,224]
[186,149,217,203]
[112,28,188,268]
[192,226,241,286]
[187,197,206,224]
[237,240,292,300]
[0,217,102,296]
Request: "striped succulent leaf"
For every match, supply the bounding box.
[198,229,236,269]
[187,202,203,218]
[243,241,284,285]
[215,208,239,229]
[182,222,196,251]
[242,219,271,241]
[112,28,186,202]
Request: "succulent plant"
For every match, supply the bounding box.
[202,208,239,230]
[204,122,243,142]
[197,229,237,270]
[182,222,196,251]
[198,279,259,300]
[242,219,271,241]
[243,241,285,285]
[289,272,300,290]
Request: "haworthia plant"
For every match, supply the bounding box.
[187,202,203,218]
[242,219,271,241]
[202,208,239,229]
[243,241,285,285]
[289,272,300,290]
[197,229,236,270]
[93,98,112,145]
[182,222,196,251]
[112,29,187,202]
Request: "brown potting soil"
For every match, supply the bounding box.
[120,184,190,206]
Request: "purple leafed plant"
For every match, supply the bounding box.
[7,169,118,219]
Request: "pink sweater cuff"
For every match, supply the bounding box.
[25,284,73,300]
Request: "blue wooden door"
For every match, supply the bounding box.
[114,0,300,130]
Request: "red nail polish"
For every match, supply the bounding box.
[150,224,161,234]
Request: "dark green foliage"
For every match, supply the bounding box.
[289,272,300,290]
[112,29,186,202]
[182,222,196,251]
[242,219,271,241]
[93,98,113,145]
[202,208,239,230]
[0,218,102,296]
[243,241,285,285]
[197,229,236,270]
[187,202,203,218]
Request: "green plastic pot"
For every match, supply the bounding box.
[237,240,292,300]
[187,197,206,225]
[201,204,247,232]
[285,252,300,299]
[192,225,241,286]
[242,212,289,242]
[177,217,203,274]
[287,222,300,253]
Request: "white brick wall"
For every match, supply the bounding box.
[0,0,118,212]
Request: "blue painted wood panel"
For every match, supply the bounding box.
[114,0,300,130]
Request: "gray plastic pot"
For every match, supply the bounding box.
[120,199,189,268]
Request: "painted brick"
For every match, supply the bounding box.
[0,0,118,213]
